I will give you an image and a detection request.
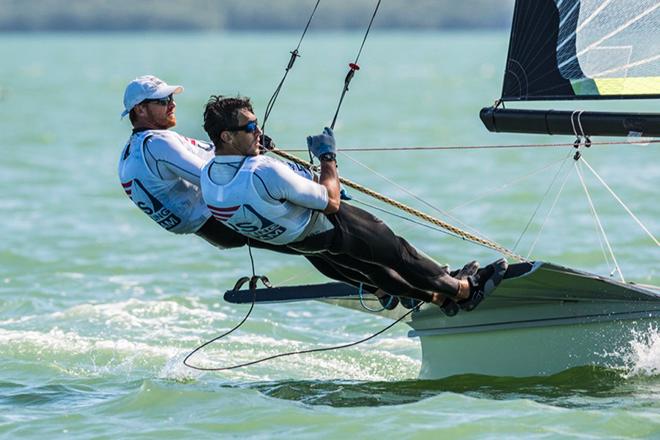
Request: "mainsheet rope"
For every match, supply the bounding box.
[270,147,527,262]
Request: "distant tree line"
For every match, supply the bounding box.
[0,0,515,31]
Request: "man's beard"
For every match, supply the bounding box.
[146,109,176,129]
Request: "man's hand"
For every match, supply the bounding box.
[306,127,336,159]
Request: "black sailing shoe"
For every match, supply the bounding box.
[458,258,508,312]
[440,260,480,316]
[378,294,399,310]
[400,296,422,310]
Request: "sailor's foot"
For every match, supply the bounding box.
[439,298,459,316]
[374,289,399,310]
[440,260,480,316]
[451,260,480,279]
[377,294,399,310]
[458,258,508,312]
[400,296,422,310]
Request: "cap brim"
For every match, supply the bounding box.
[152,85,184,99]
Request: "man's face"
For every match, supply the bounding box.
[224,108,262,156]
[135,95,177,129]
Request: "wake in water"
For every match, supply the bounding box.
[621,325,660,377]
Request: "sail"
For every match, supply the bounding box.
[501,0,660,101]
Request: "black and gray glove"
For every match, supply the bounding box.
[306,127,336,161]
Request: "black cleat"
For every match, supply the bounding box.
[458,258,508,312]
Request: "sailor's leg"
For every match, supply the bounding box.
[304,254,378,293]
[327,203,462,298]
[319,253,434,302]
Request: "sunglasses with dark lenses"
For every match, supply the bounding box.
[142,95,174,106]
[227,120,259,133]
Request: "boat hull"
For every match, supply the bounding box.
[414,309,658,379]
[224,261,660,378]
[408,261,660,378]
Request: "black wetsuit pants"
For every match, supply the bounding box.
[288,203,460,302]
[195,217,380,294]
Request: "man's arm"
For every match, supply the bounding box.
[144,134,210,185]
[307,127,340,214]
[318,159,340,214]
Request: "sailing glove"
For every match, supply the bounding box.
[306,127,336,159]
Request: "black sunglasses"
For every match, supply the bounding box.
[142,95,174,106]
[226,120,259,134]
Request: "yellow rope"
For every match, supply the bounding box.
[271,148,527,262]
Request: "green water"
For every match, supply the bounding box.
[1,31,659,439]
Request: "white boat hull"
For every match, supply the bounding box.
[414,308,659,378]
[408,262,660,378]
[224,261,660,378]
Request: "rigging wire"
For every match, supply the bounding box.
[352,197,513,256]
[280,138,660,153]
[580,157,659,247]
[575,160,625,282]
[330,0,382,129]
[261,0,321,133]
[512,151,574,252]
[526,158,575,259]
[449,157,568,212]
[272,146,527,261]
[339,151,496,244]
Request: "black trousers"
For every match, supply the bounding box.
[195,217,379,293]
[289,203,459,302]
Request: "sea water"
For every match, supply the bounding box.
[0,31,659,439]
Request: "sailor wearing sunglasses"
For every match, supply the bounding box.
[201,95,508,313]
[117,76,384,292]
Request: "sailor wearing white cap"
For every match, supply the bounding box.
[118,75,239,239]
[120,75,184,119]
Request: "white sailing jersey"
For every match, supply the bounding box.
[201,155,329,245]
[118,129,215,234]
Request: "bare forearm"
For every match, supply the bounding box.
[320,160,340,214]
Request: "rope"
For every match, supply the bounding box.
[357,283,389,312]
[183,281,416,372]
[270,147,527,262]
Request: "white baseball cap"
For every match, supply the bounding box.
[121,75,183,118]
